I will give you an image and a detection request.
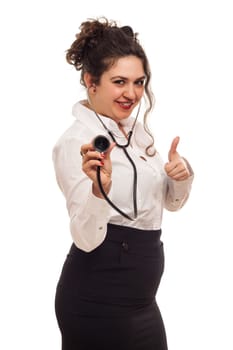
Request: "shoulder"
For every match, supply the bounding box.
[53,101,97,148]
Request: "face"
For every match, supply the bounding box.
[89,55,146,124]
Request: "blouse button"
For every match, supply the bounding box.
[122,242,129,251]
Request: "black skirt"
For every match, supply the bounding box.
[55,224,168,350]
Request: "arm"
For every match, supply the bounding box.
[53,137,113,252]
[164,137,194,211]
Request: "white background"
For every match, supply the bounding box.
[0,0,232,349]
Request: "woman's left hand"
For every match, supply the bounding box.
[164,136,190,181]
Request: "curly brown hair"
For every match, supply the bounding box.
[66,17,156,155]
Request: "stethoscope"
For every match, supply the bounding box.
[92,103,141,221]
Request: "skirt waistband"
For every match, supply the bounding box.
[106,223,162,245]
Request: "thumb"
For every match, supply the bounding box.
[168,136,180,161]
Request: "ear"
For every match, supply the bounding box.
[83,72,94,89]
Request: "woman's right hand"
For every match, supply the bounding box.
[80,142,115,197]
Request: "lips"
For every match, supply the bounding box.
[117,101,134,110]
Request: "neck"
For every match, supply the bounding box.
[83,99,121,125]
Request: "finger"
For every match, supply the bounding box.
[168,136,180,161]
[172,169,190,181]
[165,159,181,174]
[165,160,188,175]
[83,150,104,161]
[82,159,104,172]
[80,143,95,157]
[166,166,190,180]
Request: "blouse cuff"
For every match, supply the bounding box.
[86,186,113,217]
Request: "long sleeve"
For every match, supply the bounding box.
[53,137,112,252]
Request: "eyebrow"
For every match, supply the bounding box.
[110,75,146,81]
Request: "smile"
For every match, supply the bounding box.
[117,101,134,109]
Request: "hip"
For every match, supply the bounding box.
[56,224,165,307]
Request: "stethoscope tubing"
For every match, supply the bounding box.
[91,102,141,220]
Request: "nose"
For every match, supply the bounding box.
[123,83,136,100]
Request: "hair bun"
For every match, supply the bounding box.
[120,26,134,38]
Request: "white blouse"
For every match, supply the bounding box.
[52,101,194,252]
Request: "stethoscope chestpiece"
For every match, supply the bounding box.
[93,135,110,153]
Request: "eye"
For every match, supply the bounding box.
[135,79,145,86]
[113,79,125,85]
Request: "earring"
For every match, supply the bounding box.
[87,84,96,94]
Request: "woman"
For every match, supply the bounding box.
[53,17,193,350]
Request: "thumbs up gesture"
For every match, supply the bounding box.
[164,136,190,181]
